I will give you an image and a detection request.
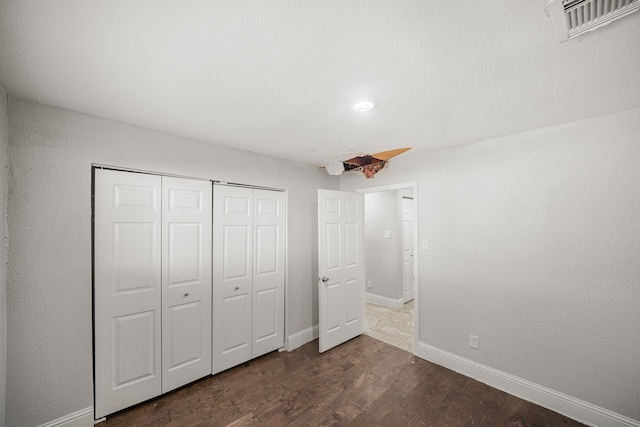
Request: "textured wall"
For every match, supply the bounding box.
[364,191,402,300]
[340,108,640,421]
[0,85,8,427]
[6,98,337,426]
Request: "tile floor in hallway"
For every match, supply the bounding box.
[365,300,414,353]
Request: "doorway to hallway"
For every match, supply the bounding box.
[358,182,418,354]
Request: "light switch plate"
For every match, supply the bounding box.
[421,239,429,250]
[384,230,391,239]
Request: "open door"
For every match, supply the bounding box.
[318,189,365,353]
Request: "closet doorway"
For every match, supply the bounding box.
[212,184,286,374]
[93,168,213,419]
[93,167,287,420]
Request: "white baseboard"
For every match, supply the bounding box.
[287,325,318,351]
[365,293,404,310]
[416,342,639,427]
[38,407,94,427]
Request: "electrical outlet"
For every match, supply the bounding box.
[469,334,479,349]
[367,280,372,289]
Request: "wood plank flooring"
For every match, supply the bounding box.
[99,335,584,426]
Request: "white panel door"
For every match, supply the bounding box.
[402,197,414,303]
[318,189,365,353]
[161,176,212,393]
[252,189,285,358]
[94,169,162,419]
[213,185,253,374]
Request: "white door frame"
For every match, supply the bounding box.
[357,181,419,355]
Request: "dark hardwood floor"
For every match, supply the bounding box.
[99,335,585,426]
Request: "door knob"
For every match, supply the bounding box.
[183,293,189,298]
[321,276,329,283]
[235,286,240,291]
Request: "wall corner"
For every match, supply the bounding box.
[0,84,10,427]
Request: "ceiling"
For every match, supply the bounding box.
[1,1,639,167]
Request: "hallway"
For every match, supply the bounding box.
[365,301,414,353]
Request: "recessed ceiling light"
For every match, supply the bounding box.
[353,100,375,111]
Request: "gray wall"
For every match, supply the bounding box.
[341,108,640,421]
[6,98,338,426]
[0,85,8,427]
[364,191,402,301]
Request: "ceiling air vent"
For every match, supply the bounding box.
[549,0,639,42]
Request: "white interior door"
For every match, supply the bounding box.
[318,189,365,353]
[252,189,285,358]
[402,197,414,303]
[212,185,253,374]
[161,176,212,393]
[94,169,162,419]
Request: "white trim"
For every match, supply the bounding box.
[416,342,640,427]
[287,325,318,351]
[92,164,285,191]
[37,407,94,427]
[365,293,404,310]
[356,182,417,193]
[283,189,289,359]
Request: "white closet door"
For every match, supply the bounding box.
[212,185,253,374]
[161,177,212,393]
[252,189,285,358]
[94,169,162,419]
